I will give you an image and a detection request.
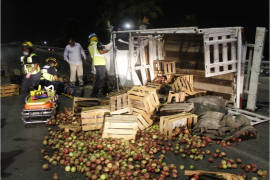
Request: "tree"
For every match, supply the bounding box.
[95,0,163,40]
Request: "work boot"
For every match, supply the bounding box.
[79,82,84,87]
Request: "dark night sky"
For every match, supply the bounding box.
[1,0,269,49]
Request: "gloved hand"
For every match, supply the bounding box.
[26,73,31,79]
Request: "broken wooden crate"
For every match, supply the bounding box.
[131,108,153,130]
[0,84,20,97]
[160,103,194,115]
[153,60,176,76]
[81,108,110,131]
[102,115,138,140]
[127,86,160,115]
[172,75,206,97]
[160,112,198,139]
[72,97,101,114]
[110,93,129,112]
[172,75,194,92]
[167,91,186,103]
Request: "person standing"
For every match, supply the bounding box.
[64,38,86,86]
[88,33,111,97]
[20,41,41,98]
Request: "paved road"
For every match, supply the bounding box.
[1,94,269,180]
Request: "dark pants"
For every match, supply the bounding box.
[91,65,108,96]
[21,72,41,98]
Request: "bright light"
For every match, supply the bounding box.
[124,23,131,29]
[43,41,47,45]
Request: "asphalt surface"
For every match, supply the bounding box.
[1,92,269,180]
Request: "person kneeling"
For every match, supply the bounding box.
[40,57,64,93]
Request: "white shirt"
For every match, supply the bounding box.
[64,42,86,65]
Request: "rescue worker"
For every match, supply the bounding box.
[40,57,74,95]
[20,41,41,97]
[64,38,87,86]
[40,57,61,91]
[88,33,111,97]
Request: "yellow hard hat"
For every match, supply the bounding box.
[45,57,58,66]
[90,36,98,42]
[89,33,98,42]
[22,41,33,48]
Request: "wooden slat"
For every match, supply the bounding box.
[194,81,233,94]
[81,118,104,124]
[104,129,137,134]
[110,107,131,115]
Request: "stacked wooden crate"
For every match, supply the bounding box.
[127,86,160,130]
[160,112,198,139]
[171,75,206,98]
[81,108,110,131]
[109,93,130,114]
[0,84,20,97]
[102,115,138,140]
[153,60,176,84]
[153,60,176,76]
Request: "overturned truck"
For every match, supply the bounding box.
[107,27,266,110]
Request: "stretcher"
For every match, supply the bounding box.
[22,85,58,124]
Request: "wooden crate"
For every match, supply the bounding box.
[172,75,206,97]
[167,91,186,103]
[0,84,20,97]
[153,60,176,75]
[81,108,110,131]
[128,86,160,115]
[72,97,100,114]
[160,103,194,115]
[172,75,194,92]
[131,108,153,130]
[110,93,128,112]
[102,115,138,140]
[160,113,198,139]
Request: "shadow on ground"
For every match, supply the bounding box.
[1,150,24,178]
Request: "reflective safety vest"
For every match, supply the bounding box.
[88,41,106,66]
[20,53,40,74]
[40,65,56,81]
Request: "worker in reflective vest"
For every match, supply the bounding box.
[41,57,58,82]
[40,57,75,95]
[88,33,111,97]
[40,57,63,94]
[20,41,41,97]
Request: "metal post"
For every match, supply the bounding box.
[112,32,119,92]
[236,27,242,108]
[128,33,134,85]
[247,27,266,110]
[244,45,254,93]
